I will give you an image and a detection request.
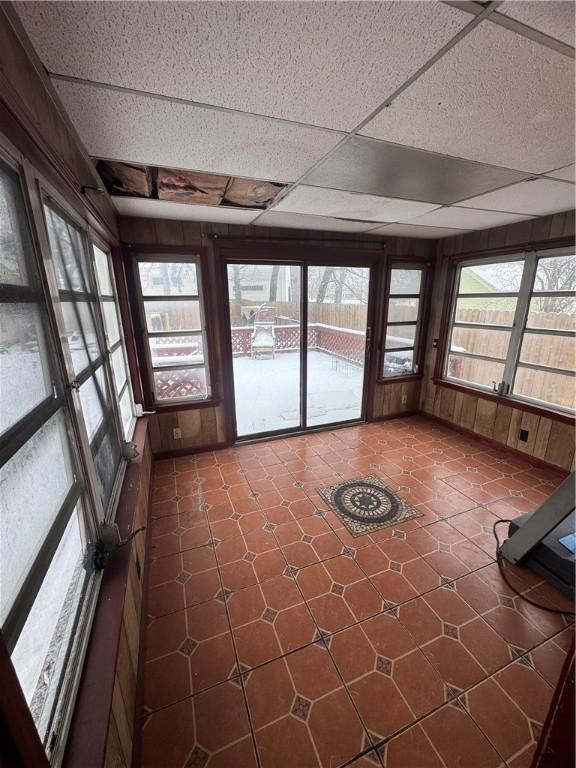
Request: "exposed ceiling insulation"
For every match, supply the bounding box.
[96,160,286,210]
[15,1,575,236]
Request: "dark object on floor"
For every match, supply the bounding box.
[500,472,575,600]
[316,474,422,536]
[506,510,575,599]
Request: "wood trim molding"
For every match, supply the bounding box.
[153,439,229,460]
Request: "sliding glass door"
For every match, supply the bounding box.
[227,260,372,440]
[306,266,370,427]
[227,263,302,437]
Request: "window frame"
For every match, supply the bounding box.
[0,131,138,766]
[130,250,216,410]
[0,143,103,768]
[378,259,431,383]
[438,247,575,418]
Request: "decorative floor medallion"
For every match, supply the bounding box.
[316,475,422,536]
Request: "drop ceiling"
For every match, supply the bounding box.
[14,1,575,238]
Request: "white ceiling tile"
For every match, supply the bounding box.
[407,207,534,230]
[254,210,378,234]
[498,1,575,46]
[457,178,575,215]
[17,1,469,131]
[369,223,468,239]
[112,197,260,224]
[545,164,576,182]
[274,185,440,222]
[53,80,342,182]
[361,23,575,174]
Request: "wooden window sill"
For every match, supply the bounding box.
[376,374,423,385]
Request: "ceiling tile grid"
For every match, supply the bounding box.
[405,206,535,230]
[456,178,576,216]
[301,136,531,204]
[497,1,575,47]
[253,210,379,234]
[273,185,440,222]
[53,80,343,183]
[16,0,469,130]
[12,1,575,233]
[368,223,469,239]
[360,22,575,174]
[112,197,260,224]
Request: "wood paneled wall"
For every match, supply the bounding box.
[118,216,434,453]
[104,430,152,768]
[420,212,575,471]
[0,8,117,237]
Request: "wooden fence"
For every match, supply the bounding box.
[452,309,574,410]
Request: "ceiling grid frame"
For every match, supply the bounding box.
[11,0,576,237]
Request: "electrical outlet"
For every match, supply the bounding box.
[519,429,529,442]
[401,394,407,405]
[173,427,182,440]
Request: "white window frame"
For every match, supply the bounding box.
[134,253,212,406]
[382,263,426,379]
[443,248,575,415]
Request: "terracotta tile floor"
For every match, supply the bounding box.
[139,416,574,768]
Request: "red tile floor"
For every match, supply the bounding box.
[138,415,574,768]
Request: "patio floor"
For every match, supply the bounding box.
[232,349,365,436]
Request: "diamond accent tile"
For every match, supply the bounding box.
[264,522,277,532]
[518,652,534,668]
[174,526,185,536]
[200,503,210,512]
[386,606,399,618]
[250,491,259,499]
[314,508,325,516]
[439,542,451,553]
[216,588,232,603]
[187,745,209,768]
[302,534,313,543]
[281,500,290,507]
[443,623,459,640]
[243,551,257,562]
[291,695,312,721]
[284,565,298,578]
[392,530,406,540]
[294,481,304,488]
[222,484,232,491]
[231,512,241,520]
[376,656,392,676]
[390,561,402,573]
[262,607,278,623]
[179,637,198,656]
[175,571,191,584]
[342,546,356,558]
[445,684,462,702]
[331,583,345,596]
[210,538,221,547]
[499,595,515,609]
[441,578,455,590]
[510,646,526,660]
[173,495,183,502]
[452,693,468,712]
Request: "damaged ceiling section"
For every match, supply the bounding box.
[95,159,286,210]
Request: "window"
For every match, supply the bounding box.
[0,158,96,763]
[44,202,123,513]
[0,144,138,764]
[382,265,426,378]
[444,249,575,413]
[93,243,136,439]
[135,256,212,404]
